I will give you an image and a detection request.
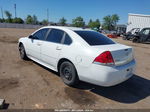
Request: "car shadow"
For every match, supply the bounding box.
[0,103,9,110]
[30,61,150,104]
[73,75,150,104]
[32,60,59,76]
[143,42,150,44]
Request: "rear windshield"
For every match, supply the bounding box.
[75,31,115,46]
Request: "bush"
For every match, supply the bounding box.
[12,18,24,24]
[0,18,5,23]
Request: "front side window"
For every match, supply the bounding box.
[33,28,49,40]
[75,31,115,46]
[142,29,150,35]
[46,29,64,43]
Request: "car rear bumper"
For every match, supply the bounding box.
[78,59,136,87]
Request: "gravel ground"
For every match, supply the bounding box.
[0,28,150,109]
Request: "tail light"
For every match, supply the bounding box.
[93,51,114,65]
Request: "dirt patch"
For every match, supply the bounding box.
[145,67,150,70]
[16,60,33,66]
[0,28,150,109]
[64,87,97,106]
[0,78,19,90]
[42,78,50,86]
[145,52,150,56]
[0,36,18,44]
[14,60,34,68]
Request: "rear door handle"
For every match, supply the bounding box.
[56,46,62,50]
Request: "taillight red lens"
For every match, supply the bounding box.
[94,51,114,65]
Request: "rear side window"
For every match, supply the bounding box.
[63,34,72,45]
[75,31,115,46]
[33,28,49,40]
[41,28,49,38]
[46,29,64,43]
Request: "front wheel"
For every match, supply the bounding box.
[59,61,79,86]
[19,44,28,60]
[122,36,127,40]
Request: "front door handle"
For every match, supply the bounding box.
[56,46,62,50]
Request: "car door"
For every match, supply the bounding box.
[41,29,65,69]
[26,28,49,60]
[140,28,150,42]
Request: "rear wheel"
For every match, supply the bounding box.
[59,61,79,86]
[19,44,28,60]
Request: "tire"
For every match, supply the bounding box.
[122,36,126,40]
[139,38,145,43]
[19,44,28,60]
[59,61,79,86]
[132,37,139,43]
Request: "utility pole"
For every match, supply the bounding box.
[14,4,17,18]
[1,7,4,19]
[47,8,49,24]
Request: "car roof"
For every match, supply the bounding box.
[142,27,150,29]
[41,26,92,31]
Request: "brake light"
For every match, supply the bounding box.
[93,51,114,65]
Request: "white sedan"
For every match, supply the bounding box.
[18,26,136,87]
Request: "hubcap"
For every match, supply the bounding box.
[62,66,72,81]
[20,46,24,58]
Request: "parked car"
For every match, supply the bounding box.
[123,28,140,40]
[132,27,150,43]
[107,31,118,38]
[18,26,136,87]
[116,28,127,37]
[91,27,99,32]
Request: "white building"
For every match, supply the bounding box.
[127,13,150,32]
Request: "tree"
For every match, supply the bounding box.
[33,15,38,25]
[12,18,24,24]
[59,17,67,26]
[102,14,119,31]
[111,14,119,28]
[41,19,48,25]
[4,10,12,23]
[72,16,85,27]
[103,15,113,30]
[0,18,5,23]
[26,15,33,24]
[88,19,101,29]
[26,15,39,24]
[88,19,93,27]
[89,19,92,23]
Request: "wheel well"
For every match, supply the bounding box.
[19,42,23,47]
[57,58,74,73]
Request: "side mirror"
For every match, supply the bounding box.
[28,35,38,39]
[28,35,33,39]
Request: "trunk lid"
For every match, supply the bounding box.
[92,44,134,66]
